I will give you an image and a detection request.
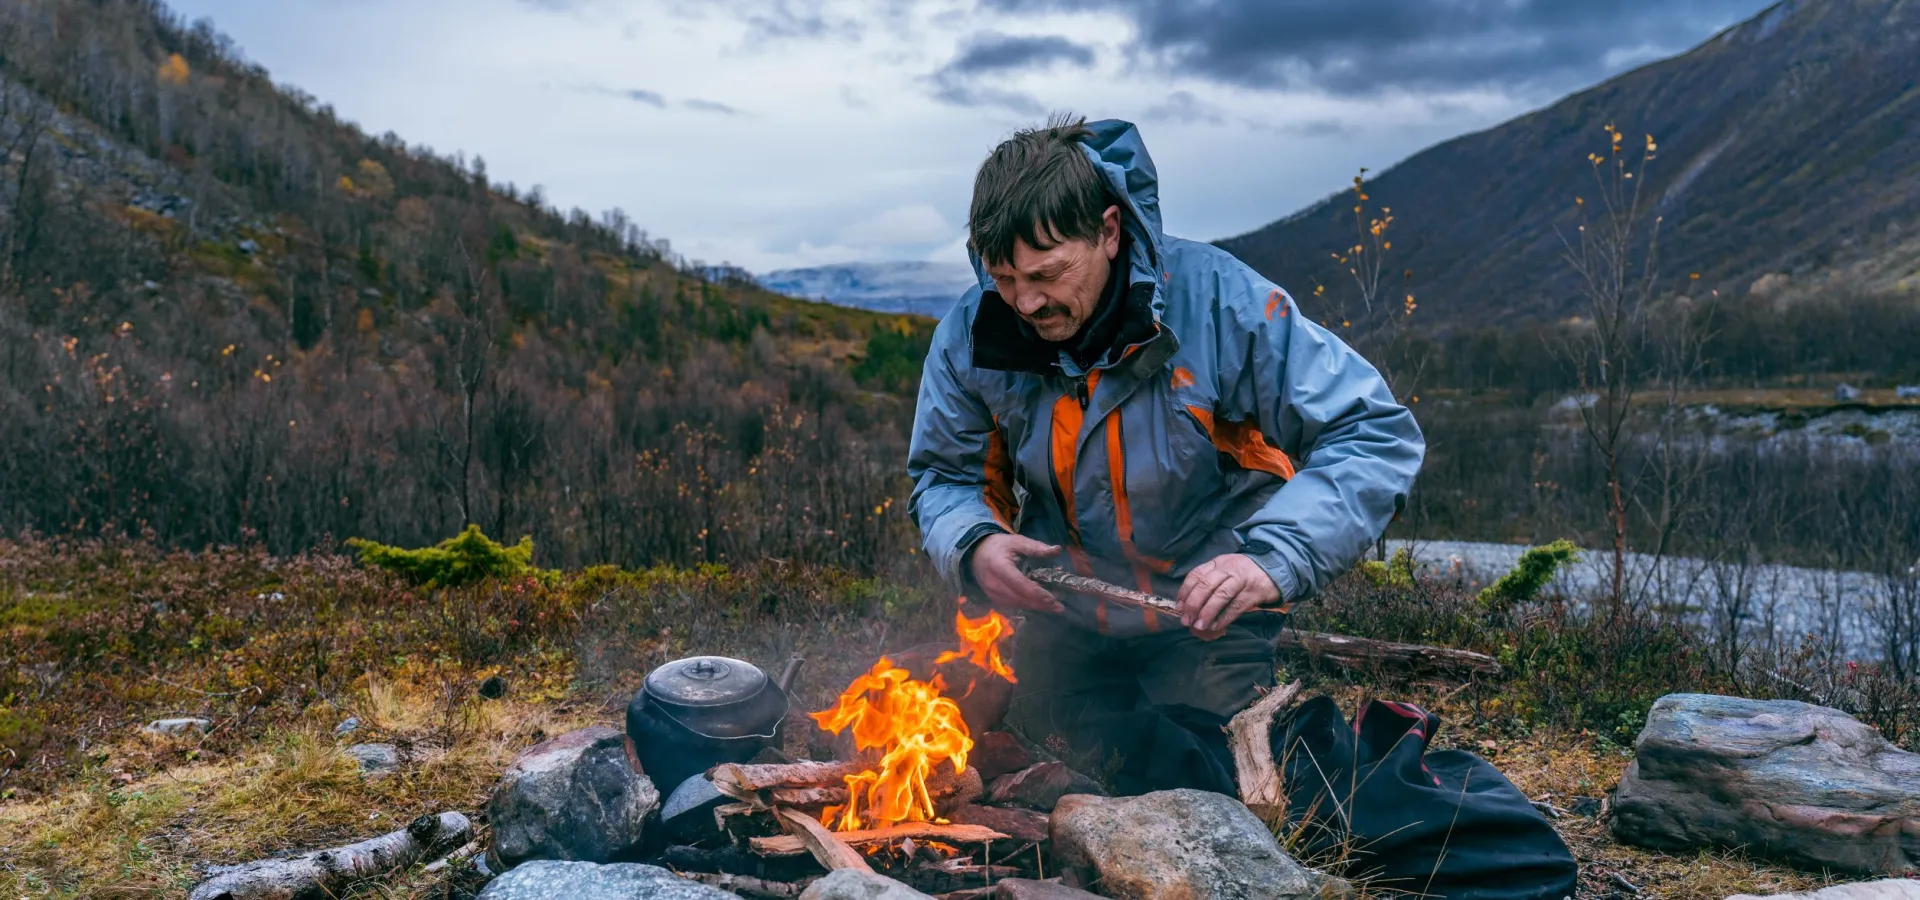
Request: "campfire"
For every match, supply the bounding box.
[688,607,1042,895]
[810,610,1015,832]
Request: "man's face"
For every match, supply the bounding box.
[985,205,1122,343]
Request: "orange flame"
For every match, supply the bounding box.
[810,609,1018,832]
[810,658,972,830]
[934,610,1017,683]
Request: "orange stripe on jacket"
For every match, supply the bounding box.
[1104,409,1162,630]
[1264,289,1288,321]
[1185,405,1297,480]
[983,418,1018,530]
[1050,370,1099,573]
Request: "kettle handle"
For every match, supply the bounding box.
[647,685,786,742]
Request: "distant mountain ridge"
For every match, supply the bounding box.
[1218,0,1920,326]
[758,261,974,320]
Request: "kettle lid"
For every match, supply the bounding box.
[644,656,769,708]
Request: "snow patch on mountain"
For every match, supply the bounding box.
[757,261,975,319]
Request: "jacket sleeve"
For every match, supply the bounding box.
[1223,281,1426,604]
[908,308,1007,588]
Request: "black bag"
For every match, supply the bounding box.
[1276,696,1579,900]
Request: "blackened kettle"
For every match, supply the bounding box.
[626,655,788,791]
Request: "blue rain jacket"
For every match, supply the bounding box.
[908,119,1425,637]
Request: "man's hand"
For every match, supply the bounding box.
[1176,554,1280,640]
[968,533,1065,613]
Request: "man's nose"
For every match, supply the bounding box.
[1013,289,1049,316]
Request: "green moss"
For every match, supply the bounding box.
[345,524,555,588]
[1359,547,1417,589]
[1477,539,1580,612]
[0,593,106,628]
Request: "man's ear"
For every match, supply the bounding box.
[1101,205,1122,260]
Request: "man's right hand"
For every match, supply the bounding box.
[968,533,1065,613]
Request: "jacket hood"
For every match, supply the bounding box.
[965,119,1173,374]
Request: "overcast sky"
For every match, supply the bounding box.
[166,0,1775,273]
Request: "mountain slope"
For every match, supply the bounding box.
[757,261,973,319]
[1219,0,1920,326]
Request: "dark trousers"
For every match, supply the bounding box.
[1004,612,1281,778]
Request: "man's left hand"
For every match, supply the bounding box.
[1176,554,1281,640]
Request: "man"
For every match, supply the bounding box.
[908,115,1424,769]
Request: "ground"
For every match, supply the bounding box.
[0,538,1860,899]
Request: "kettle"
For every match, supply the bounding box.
[626,655,789,791]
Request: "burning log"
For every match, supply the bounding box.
[719,763,983,812]
[1227,680,1304,821]
[1030,567,1501,677]
[187,812,470,900]
[773,807,875,872]
[1275,629,1502,677]
[714,759,864,793]
[752,821,1011,858]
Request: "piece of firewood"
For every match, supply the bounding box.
[713,759,863,793]
[1276,629,1501,676]
[773,807,875,873]
[1228,680,1303,821]
[684,871,816,898]
[753,822,1010,858]
[759,767,981,810]
[188,811,471,900]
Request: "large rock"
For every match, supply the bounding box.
[487,726,661,870]
[798,869,934,899]
[1050,789,1345,900]
[345,743,400,777]
[993,878,1105,899]
[477,860,731,899]
[1612,694,1920,875]
[988,762,1104,812]
[947,803,1050,844]
[1727,880,1920,900]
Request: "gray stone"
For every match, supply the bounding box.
[486,726,660,870]
[1612,693,1920,875]
[477,860,731,899]
[345,743,400,776]
[333,716,361,738]
[1050,789,1346,900]
[143,717,211,736]
[993,878,1104,899]
[797,869,933,899]
[1727,880,1920,900]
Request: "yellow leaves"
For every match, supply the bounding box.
[336,174,358,193]
[1645,133,1658,153]
[1575,196,1584,206]
[1313,284,1325,297]
[157,53,190,86]
[1690,272,1701,281]
[221,343,236,356]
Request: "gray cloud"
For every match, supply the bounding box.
[1142,89,1224,125]
[623,88,667,107]
[683,97,743,115]
[979,0,1775,95]
[925,30,1096,113]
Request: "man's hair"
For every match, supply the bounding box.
[968,113,1114,268]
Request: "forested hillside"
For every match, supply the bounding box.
[0,0,933,570]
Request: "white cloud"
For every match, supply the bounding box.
[837,204,957,247]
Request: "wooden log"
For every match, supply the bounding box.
[773,807,874,873]
[683,871,815,898]
[1227,680,1303,821]
[713,759,862,793]
[1277,629,1501,677]
[753,822,1010,858]
[188,811,471,900]
[758,767,982,811]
